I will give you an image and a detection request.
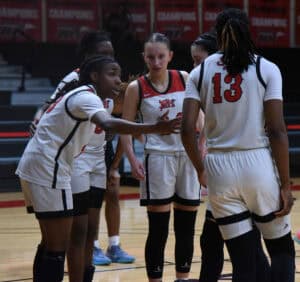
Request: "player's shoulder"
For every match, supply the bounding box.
[61,69,80,84]
[255,54,280,74]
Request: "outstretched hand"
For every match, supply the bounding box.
[156,110,181,135]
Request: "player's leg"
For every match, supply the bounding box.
[67,191,89,282]
[141,153,175,282]
[104,140,135,263]
[244,148,295,282]
[67,156,92,282]
[173,153,200,281]
[84,187,105,282]
[25,182,73,282]
[206,152,257,282]
[199,210,224,282]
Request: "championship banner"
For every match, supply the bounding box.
[154,0,199,42]
[46,0,99,43]
[202,0,243,33]
[0,0,42,42]
[101,0,150,41]
[249,0,289,47]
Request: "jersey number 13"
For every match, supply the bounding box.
[212,73,243,104]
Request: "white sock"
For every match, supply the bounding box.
[108,236,120,247]
[94,240,100,249]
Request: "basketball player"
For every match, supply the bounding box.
[191,31,271,282]
[121,33,200,282]
[30,31,135,268]
[182,8,295,282]
[16,55,181,282]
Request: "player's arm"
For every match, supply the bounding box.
[263,62,293,217]
[181,70,206,186]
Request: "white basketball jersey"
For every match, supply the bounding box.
[84,98,114,153]
[138,70,186,152]
[185,53,282,151]
[49,69,114,153]
[16,85,106,189]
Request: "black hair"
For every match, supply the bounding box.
[192,32,217,55]
[215,8,256,75]
[79,55,117,85]
[144,32,171,50]
[77,30,111,59]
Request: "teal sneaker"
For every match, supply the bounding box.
[93,247,112,265]
[106,245,135,263]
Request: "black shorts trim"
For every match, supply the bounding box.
[89,186,105,209]
[26,206,34,214]
[173,194,200,206]
[252,212,276,223]
[35,210,73,219]
[140,196,174,206]
[73,190,90,216]
[216,210,251,226]
[105,140,114,172]
[205,209,215,220]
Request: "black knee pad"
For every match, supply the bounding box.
[83,265,95,282]
[264,232,295,257]
[264,232,295,282]
[36,251,65,282]
[173,209,197,273]
[89,187,105,208]
[33,244,45,282]
[145,211,170,279]
[199,219,224,282]
[225,230,257,282]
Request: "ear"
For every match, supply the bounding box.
[90,71,99,83]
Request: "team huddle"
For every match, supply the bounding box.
[16,8,295,282]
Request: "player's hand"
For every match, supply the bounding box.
[130,159,145,180]
[156,110,181,135]
[275,183,294,217]
[108,167,120,187]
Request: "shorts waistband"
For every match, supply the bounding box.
[144,149,186,156]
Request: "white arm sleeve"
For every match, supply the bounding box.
[261,58,283,101]
[67,92,106,120]
[185,67,201,102]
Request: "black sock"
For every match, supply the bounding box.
[33,244,44,282]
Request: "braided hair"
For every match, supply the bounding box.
[79,55,117,86]
[215,8,256,75]
[192,32,217,55]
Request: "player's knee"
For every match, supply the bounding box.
[36,251,65,282]
[105,186,119,204]
[174,209,197,273]
[145,211,170,278]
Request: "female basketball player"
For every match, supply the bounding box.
[191,31,271,282]
[16,55,181,282]
[182,8,295,282]
[121,33,199,282]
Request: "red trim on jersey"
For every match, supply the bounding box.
[138,70,185,99]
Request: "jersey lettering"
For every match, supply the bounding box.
[159,98,176,111]
[94,125,103,134]
[212,73,243,103]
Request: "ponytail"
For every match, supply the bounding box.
[216,8,256,75]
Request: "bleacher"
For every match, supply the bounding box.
[0,55,55,191]
[0,54,299,191]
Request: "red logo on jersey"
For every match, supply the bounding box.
[159,99,176,111]
[103,99,110,109]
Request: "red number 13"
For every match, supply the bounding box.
[212,73,243,104]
